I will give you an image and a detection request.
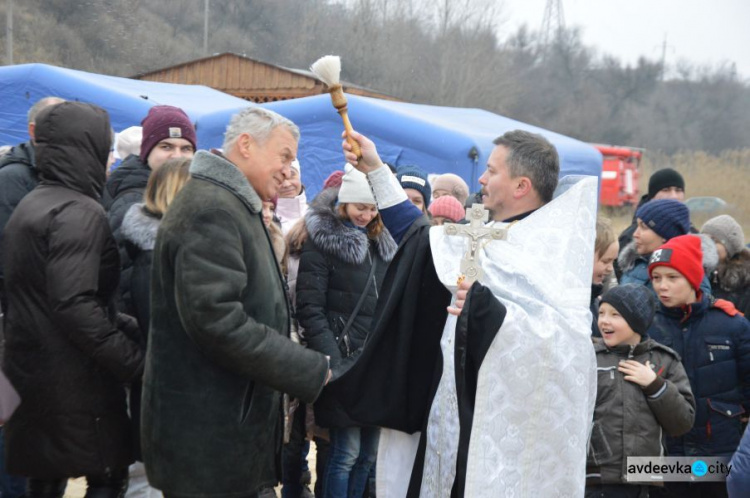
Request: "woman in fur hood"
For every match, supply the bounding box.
[702,215,750,316]
[295,167,397,498]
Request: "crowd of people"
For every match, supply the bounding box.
[0,97,748,498]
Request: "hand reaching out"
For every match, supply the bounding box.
[341,130,384,174]
[618,360,657,387]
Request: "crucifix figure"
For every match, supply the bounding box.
[443,203,507,285]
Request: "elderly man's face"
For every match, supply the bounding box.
[236,126,297,201]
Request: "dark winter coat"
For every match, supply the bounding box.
[119,203,159,341]
[102,154,151,314]
[0,141,38,309]
[2,102,144,478]
[141,150,329,497]
[119,203,160,461]
[648,295,750,457]
[587,338,695,484]
[710,249,750,317]
[296,188,397,428]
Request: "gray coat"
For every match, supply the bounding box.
[141,150,329,497]
[587,338,695,484]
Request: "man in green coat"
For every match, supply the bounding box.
[142,107,331,498]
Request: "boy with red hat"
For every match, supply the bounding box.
[647,235,750,498]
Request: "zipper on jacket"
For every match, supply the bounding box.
[709,351,714,362]
[628,344,636,359]
[367,249,378,300]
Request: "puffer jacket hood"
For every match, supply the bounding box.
[121,203,160,252]
[0,141,35,170]
[304,187,397,265]
[102,154,151,210]
[35,102,111,200]
[716,249,750,291]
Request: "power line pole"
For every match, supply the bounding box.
[203,0,209,55]
[659,33,668,81]
[541,0,565,47]
[6,0,13,65]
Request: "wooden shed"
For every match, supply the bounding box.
[132,52,397,103]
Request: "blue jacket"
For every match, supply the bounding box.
[648,295,750,457]
[729,424,750,497]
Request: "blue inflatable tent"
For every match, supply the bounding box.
[0,63,252,144]
[197,94,602,197]
[0,63,601,198]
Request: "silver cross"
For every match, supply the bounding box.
[443,203,506,284]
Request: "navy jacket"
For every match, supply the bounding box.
[648,295,750,457]
[729,425,750,497]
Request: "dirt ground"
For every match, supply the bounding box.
[63,442,318,497]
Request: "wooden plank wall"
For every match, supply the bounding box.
[136,54,398,103]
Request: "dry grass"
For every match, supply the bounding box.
[603,149,750,239]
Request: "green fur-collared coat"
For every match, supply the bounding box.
[141,150,329,497]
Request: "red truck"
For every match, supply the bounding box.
[594,145,643,207]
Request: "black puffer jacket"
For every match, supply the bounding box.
[0,141,38,309]
[2,102,144,478]
[102,154,151,313]
[296,188,397,427]
[120,203,159,340]
[119,202,160,461]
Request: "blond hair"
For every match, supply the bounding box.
[595,216,617,259]
[143,157,191,218]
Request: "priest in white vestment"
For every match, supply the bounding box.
[329,129,597,497]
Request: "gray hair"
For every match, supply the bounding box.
[27,96,65,124]
[223,107,300,151]
[493,130,559,203]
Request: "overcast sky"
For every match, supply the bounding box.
[501,0,750,79]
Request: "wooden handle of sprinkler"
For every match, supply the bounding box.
[329,85,362,159]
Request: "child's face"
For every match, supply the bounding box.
[592,242,619,285]
[651,266,697,307]
[598,302,641,348]
[633,219,666,255]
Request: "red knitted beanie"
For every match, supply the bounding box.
[648,235,704,291]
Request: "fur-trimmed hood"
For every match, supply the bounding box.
[618,234,719,276]
[713,249,750,292]
[121,203,160,251]
[617,240,645,274]
[304,187,397,265]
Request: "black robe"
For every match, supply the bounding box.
[329,217,507,496]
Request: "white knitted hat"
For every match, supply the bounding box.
[338,165,375,204]
[115,126,142,160]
